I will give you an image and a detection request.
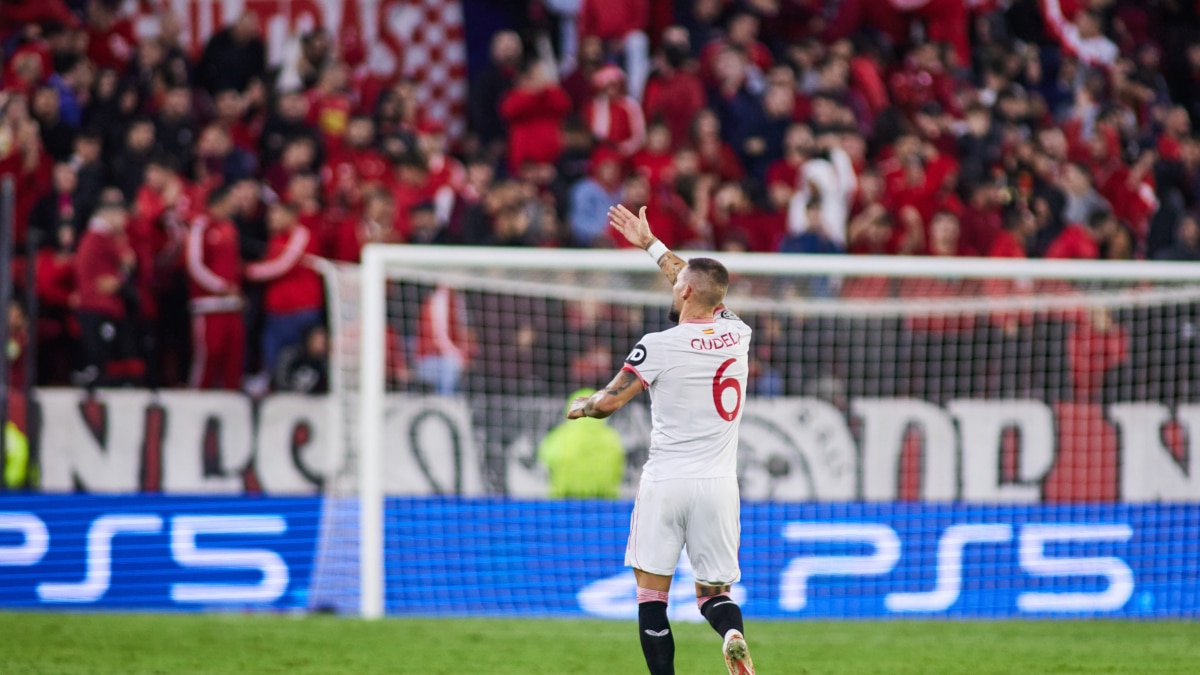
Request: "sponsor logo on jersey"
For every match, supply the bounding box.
[626,343,647,366]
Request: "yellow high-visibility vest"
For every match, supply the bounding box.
[537,389,626,499]
[4,422,29,489]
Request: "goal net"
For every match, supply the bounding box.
[312,246,1200,619]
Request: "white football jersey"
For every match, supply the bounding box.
[622,307,752,480]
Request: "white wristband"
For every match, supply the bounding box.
[645,240,669,263]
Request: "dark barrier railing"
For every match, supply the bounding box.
[0,176,13,487]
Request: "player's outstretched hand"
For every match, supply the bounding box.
[608,204,656,249]
[567,396,589,419]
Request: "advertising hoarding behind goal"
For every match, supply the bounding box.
[0,496,1196,619]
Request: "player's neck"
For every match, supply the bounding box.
[677,304,716,324]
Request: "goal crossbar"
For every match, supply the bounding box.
[362,245,1200,280]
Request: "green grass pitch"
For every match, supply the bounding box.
[4,612,1198,674]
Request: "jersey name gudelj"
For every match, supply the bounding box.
[622,307,752,481]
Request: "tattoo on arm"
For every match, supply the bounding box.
[605,371,639,396]
[583,371,641,419]
[658,251,686,285]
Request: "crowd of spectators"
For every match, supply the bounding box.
[2,0,1200,395]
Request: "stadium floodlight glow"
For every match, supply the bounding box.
[311,245,1200,618]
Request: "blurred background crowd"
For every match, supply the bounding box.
[1,0,1199,397]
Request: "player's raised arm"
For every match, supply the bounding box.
[566,368,644,420]
[608,204,686,285]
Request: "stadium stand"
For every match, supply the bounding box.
[1,0,1199,396]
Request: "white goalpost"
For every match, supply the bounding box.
[315,245,1200,618]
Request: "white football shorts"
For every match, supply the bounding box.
[624,475,741,585]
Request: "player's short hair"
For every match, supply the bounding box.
[684,257,730,307]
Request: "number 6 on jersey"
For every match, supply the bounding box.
[713,358,742,421]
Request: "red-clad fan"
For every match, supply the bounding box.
[416,119,467,225]
[614,175,687,249]
[185,185,245,390]
[283,173,331,252]
[414,284,475,395]
[1045,214,1105,260]
[1157,106,1190,163]
[899,211,978,334]
[35,223,78,384]
[692,109,744,183]
[0,103,53,247]
[883,152,939,233]
[387,152,435,242]
[577,0,647,43]
[562,36,605,109]
[924,210,976,257]
[0,0,79,43]
[4,299,29,405]
[630,121,674,187]
[698,11,774,85]
[959,184,1005,256]
[711,181,787,253]
[323,116,389,201]
[642,27,706,151]
[264,136,319,198]
[894,0,971,67]
[984,207,1038,334]
[245,203,324,377]
[584,65,645,157]
[212,88,261,153]
[1100,151,1158,243]
[1067,308,1129,403]
[323,163,365,229]
[84,0,136,72]
[846,203,898,255]
[136,155,203,226]
[848,52,889,117]
[74,196,137,385]
[330,188,399,263]
[499,61,573,174]
[2,42,50,97]
[133,155,197,279]
[986,208,1034,260]
[126,225,164,339]
[305,61,355,154]
[765,124,812,194]
[886,42,959,117]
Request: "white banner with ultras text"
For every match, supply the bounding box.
[32,389,1200,502]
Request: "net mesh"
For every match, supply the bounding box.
[312,250,1200,617]
[307,262,361,614]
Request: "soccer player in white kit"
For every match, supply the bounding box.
[567,204,755,675]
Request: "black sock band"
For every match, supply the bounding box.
[637,601,675,675]
[700,595,744,639]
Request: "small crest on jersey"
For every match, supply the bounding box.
[702,328,715,334]
[625,343,647,366]
[719,308,740,321]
